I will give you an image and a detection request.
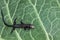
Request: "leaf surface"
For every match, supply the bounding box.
[0,0,60,40]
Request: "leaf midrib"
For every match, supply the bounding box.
[28,0,50,40]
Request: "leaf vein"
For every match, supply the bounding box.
[3,0,22,40]
[28,0,50,40]
[12,0,21,19]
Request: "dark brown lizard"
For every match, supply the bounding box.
[1,9,34,33]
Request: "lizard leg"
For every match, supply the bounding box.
[13,18,17,25]
[10,27,15,34]
[20,20,24,24]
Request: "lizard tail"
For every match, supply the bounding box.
[1,9,13,27]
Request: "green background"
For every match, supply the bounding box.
[0,0,60,40]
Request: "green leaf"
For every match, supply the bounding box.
[0,0,60,40]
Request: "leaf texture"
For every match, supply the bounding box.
[0,0,60,40]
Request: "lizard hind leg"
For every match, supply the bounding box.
[10,18,17,34]
[13,18,17,25]
[10,27,15,34]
